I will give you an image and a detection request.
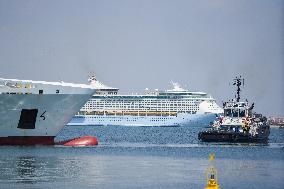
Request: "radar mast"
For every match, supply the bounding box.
[233,76,244,102]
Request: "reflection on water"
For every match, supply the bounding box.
[0,151,283,189]
[0,127,283,189]
[0,152,111,188]
[16,156,37,184]
[0,155,61,186]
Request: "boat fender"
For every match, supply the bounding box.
[232,134,238,142]
[198,133,202,140]
[242,118,249,132]
[219,116,223,124]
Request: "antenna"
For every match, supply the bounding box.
[232,76,244,102]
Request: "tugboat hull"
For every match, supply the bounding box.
[198,130,269,143]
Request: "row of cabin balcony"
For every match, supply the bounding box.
[3,89,60,94]
[77,110,198,115]
[87,101,199,105]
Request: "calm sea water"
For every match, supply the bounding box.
[0,126,283,189]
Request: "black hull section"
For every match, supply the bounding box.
[198,131,270,143]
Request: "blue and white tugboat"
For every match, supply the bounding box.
[198,76,270,142]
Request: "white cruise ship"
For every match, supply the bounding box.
[68,76,223,127]
[0,77,96,145]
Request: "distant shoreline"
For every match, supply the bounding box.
[270,125,284,128]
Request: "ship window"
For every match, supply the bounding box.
[224,109,232,117]
[232,109,238,117]
[39,90,43,94]
[56,90,59,94]
[248,110,252,117]
[239,109,245,117]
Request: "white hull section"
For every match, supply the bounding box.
[0,94,93,137]
[68,113,218,127]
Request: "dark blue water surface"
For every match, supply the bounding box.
[0,126,283,189]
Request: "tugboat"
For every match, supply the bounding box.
[198,76,270,143]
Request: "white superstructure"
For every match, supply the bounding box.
[68,77,222,126]
[0,77,96,145]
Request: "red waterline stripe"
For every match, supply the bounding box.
[0,136,55,145]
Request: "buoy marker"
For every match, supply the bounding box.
[204,153,220,189]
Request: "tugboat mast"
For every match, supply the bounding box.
[233,76,244,102]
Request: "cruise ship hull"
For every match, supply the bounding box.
[0,94,93,145]
[68,113,218,127]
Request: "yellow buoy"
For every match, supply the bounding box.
[204,153,220,189]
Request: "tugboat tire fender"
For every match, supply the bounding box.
[232,134,238,141]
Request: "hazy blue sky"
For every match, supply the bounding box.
[0,0,283,116]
